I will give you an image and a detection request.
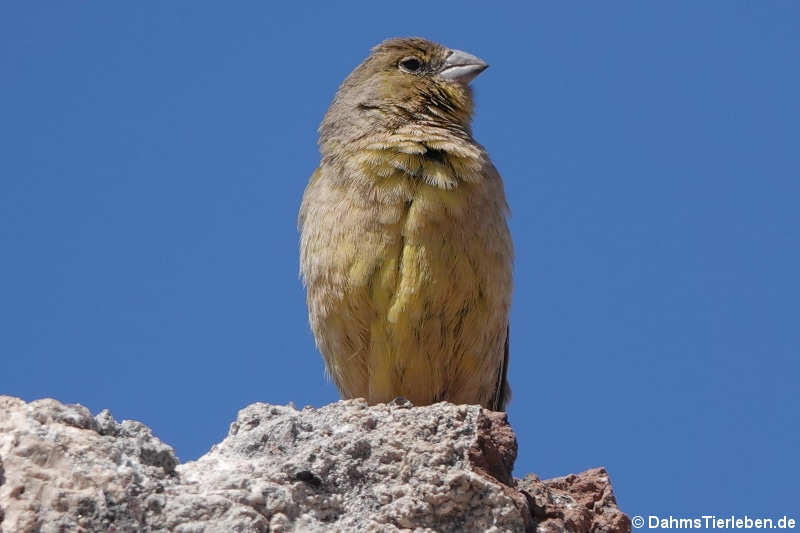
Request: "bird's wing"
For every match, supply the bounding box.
[491,325,511,411]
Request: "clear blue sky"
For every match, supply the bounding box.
[2,1,798,525]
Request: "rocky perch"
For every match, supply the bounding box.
[0,396,630,533]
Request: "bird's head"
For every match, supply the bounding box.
[320,37,488,149]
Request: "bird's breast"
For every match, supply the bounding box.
[348,164,490,329]
[300,142,512,406]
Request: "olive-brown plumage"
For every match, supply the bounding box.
[299,37,513,410]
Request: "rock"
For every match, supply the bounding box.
[0,396,177,533]
[520,469,631,533]
[0,396,630,532]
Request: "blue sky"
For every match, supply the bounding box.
[2,1,798,525]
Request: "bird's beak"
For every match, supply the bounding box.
[438,49,489,84]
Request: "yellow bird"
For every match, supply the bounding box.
[299,37,513,411]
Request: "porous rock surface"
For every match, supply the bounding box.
[0,395,630,532]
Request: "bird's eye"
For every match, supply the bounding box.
[398,57,422,73]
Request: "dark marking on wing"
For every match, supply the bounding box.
[491,325,511,412]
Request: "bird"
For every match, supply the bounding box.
[299,37,513,411]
